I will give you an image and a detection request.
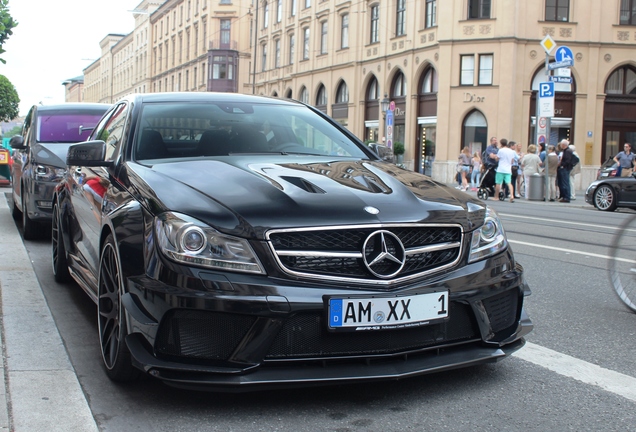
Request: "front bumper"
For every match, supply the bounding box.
[122,250,533,391]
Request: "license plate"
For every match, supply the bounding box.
[328,291,449,331]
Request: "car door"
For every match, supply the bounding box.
[10,106,35,210]
[69,102,129,286]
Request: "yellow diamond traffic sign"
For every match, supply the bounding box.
[540,34,557,55]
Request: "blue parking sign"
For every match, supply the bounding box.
[539,82,554,98]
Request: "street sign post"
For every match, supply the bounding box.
[538,82,555,118]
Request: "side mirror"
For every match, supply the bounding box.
[67,140,110,167]
[9,135,25,149]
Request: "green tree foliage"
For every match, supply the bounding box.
[0,74,19,121]
[2,124,20,138]
[0,0,17,64]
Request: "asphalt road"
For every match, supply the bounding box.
[17,197,636,431]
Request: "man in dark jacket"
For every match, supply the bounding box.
[557,139,573,203]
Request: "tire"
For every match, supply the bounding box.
[608,214,636,312]
[21,191,41,240]
[98,234,139,382]
[51,203,71,283]
[498,191,505,201]
[10,192,21,220]
[477,189,488,200]
[594,185,617,212]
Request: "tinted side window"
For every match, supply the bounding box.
[94,103,129,161]
[22,106,34,144]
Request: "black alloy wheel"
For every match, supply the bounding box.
[51,203,71,283]
[594,185,617,212]
[21,190,40,240]
[98,234,139,382]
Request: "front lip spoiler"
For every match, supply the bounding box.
[125,333,528,392]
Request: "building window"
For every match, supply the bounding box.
[263,1,269,28]
[316,85,327,106]
[606,66,636,94]
[468,0,491,19]
[212,56,229,79]
[341,14,349,48]
[275,39,281,67]
[320,21,328,54]
[220,19,231,48]
[305,0,311,8]
[336,82,349,103]
[396,0,406,36]
[460,55,475,85]
[220,0,231,3]
[262,44,267,71]
[426,0,437,28]
[545,0,569,22]
[421,68,438,93]
[303,27,310,59]
[392,72,407,97]
[300,86,309,103]
[370,5,379,43]
[289,34,295,64]
[276,0,282,22]
[291,0,297,16]
[367,77,378,100]
[621,0,636,24]
[478,54,493,85]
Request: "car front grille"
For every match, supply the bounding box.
[267,225,462,283]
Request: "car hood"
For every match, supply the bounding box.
[127,158,485,238]
[32,143,74,168]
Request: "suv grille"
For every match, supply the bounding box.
[268,225,462,283]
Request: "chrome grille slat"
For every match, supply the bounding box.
[267,224,463,285]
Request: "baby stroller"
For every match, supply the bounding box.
[477,165,508,201]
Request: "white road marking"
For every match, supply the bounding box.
[513,342,636,402]
[500,212,636,234]
[508,239,636,264]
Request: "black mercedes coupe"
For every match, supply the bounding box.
[52,92,532,391]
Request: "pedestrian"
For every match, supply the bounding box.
[557,139,574,203]
[546,145,559,201]
[538,142,546,163]
[569,144,581,200]
[521,144,542,199]
[484,136,499,170]
[458,146,471,191]
[613,143,635,177]
[471,151,482,191]
[494,138,516,203]
[513,141,524,198]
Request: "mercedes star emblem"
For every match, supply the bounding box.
[362,230,406,279]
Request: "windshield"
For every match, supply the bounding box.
[36,110,106,143]
[134,101,368,160]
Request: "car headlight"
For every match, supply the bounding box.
[468,207,508,263]
[35,164,66,181]
[155,212,265,274]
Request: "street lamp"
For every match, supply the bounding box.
[381,94,390,117]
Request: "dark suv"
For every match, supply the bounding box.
[10,103,109,238]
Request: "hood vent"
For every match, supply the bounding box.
[281,176,326,194]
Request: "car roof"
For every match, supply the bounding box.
[122,92,304,107]
[34,103,111,112]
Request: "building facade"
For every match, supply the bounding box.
[78,0,636,188]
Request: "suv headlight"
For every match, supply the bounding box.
[468,207,508,263]
[35,164,66,181]
[155,212,265,274]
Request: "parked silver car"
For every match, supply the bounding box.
[9,103,110,239]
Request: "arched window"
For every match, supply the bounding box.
[285,88,292,99]
[606,66,636,95]
[392,71,407,97]
[299,86,309,104]
[367,76,378,100]
[462,110,487,155]
[420,67,438,94]
[336,81,349,103]
[316,84,327,106]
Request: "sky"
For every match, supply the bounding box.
[2,0,142,116]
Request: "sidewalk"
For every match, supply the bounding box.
[0,187,98,431]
